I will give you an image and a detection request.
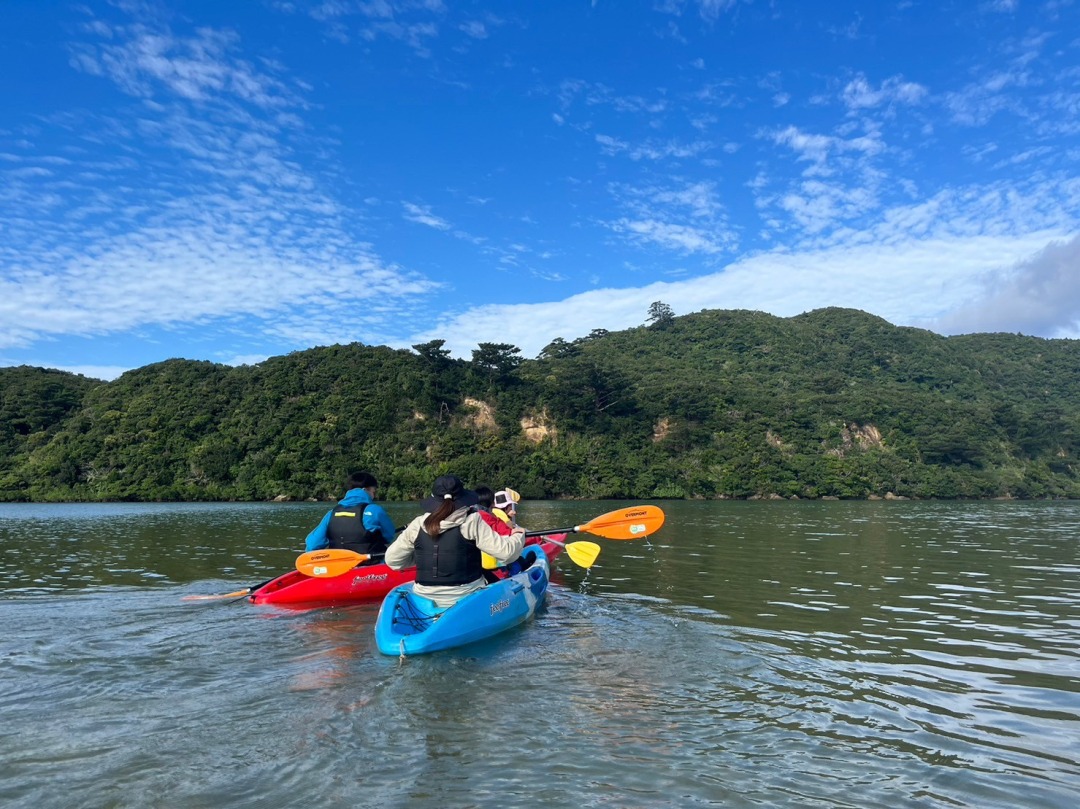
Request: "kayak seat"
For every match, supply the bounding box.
[503,548,536,576]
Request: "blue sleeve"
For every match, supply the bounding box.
[304,510,334,551]
[364,504,397,540]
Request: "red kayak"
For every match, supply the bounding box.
[249,535,566,607]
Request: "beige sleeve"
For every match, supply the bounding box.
[384,515,424,570]
[464,511,525,564]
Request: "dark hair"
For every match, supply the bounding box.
[423,499,454,538]
[475,486,495,510]
[421,475,478,536]
[346,471,378,491]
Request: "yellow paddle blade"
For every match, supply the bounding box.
[481,551,498,570]
[577,505,665,540]
[295,549,367,578]
[565,541,601,568]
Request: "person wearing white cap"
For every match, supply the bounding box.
[492,487,521,527]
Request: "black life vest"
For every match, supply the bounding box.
[327,505,388,557]
[414,521,482,586]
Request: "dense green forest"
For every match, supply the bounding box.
[2,307,1079,502]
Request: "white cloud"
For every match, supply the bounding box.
[697,0,740,21]
[604,180,738,254]
[841,74,927,111]
[609,218,729,254]
[647,181,722,219]
[70,26,299,109]
[1,9,437,357]
[942,32,1048,127]
[771,125,884,170]
[360,20,439,56]
[595,133,711,161]
[301,0,449,54]
[409,228,1074,358]
[402,202,452,230]
[0,218,435,351]
[460,20,488,38]
[556,80,668,117]
[776,181,878,234]
[310,2,354,22]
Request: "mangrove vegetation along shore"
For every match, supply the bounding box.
[2,307,1078,502]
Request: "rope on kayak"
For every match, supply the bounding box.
[396,591,440,633]
[396,597,433,663]
[392,591,444,660]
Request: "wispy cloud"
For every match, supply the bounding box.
[604,179,737,254]
[608,218,730,254]
[403,201,452,230]
[841,74,927,112]
[69,25,300,109]
[697,0,740,20]
[556,80,669,118]
[1,6,436,358]
[0,218,434,350]
[460,20,488,39]
[942,29,1053,127]
[595,133,711,161]
[753,125,888,233]
[769,125,885,173]
[256,0,461,53]
[654,0,742,22]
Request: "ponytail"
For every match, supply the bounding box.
[423,498,455,538]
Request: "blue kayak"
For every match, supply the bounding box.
[375,546,549,656]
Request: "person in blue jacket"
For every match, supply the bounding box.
[304,471,397,560]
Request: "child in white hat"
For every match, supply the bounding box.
[492,487,521,527]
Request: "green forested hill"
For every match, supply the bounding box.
[2,307,1078,501]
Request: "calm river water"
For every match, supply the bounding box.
[1,500,1078,808]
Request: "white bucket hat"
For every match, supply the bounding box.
[493,488,520,510]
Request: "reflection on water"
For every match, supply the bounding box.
[1,500,1078,808]
[0,502,329,594]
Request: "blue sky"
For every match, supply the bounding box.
[2,0,1079,381]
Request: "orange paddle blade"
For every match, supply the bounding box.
[577,505,665,540]
[295,548,367,578]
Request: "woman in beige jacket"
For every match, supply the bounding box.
[385,475,526,608]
